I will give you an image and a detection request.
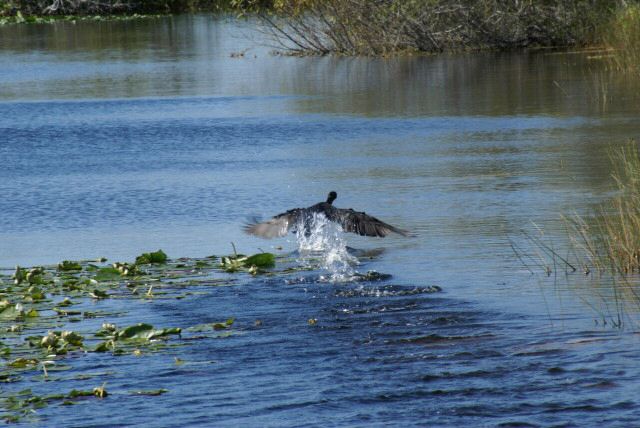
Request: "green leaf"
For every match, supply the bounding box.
[53,308,82,316]
[116,323,154,339]
[7,358,38,368]
[0,302,21,320]
[135,250,167,265]
[61,331,84,346]
[244,253,275,268]
[67,389,94,398]
[94,267,121,281]
[58,298,74,307]
[57,261,82,271]
[116,323,181,341]
[94,341,112,352]
[26,286,45,301]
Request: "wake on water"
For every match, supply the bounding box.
[293,213,359,282]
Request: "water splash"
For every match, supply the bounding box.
[294,213,358,282]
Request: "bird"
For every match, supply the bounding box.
[244,191,410,238]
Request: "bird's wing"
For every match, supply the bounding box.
[330,208,410,237]
[243,209,303,238]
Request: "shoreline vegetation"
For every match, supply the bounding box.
[1,0,639,73]
[0,1,636,61]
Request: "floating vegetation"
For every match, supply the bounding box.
[57,261,82,272]
[0,244,400,422]
[220,246,275,274]
[135,249,168,265]
[0,247,283,422]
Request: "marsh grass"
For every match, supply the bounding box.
[566,141,640,275]
[518,141,640,326]
[604,4,640,74]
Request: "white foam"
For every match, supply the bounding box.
[294,213,358,282]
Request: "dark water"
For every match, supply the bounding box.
[2,15,640,426]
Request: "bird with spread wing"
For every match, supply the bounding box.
[244,191,410,238]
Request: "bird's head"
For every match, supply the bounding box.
[327,191,337,204]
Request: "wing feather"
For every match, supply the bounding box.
[243,209,303,238]
[331,208,410,237]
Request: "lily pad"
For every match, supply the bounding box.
[244,253,275,268]
[116,323,181,341]
[135,250,167,265]
[94,267,121,281]
[57,261,82,272]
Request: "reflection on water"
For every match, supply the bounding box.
[2,14,640,426]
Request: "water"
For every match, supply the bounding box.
[294,213,358,281]
[2,15,640,426]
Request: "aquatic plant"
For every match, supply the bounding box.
[0,241,396,422]
[604,3,640,74]
[135,249,168,265]
[562,141,640,275]
[516,140,640,327]
[0,249,254,422]
[220,244,275,273]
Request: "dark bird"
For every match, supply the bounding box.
[244,191,410,238]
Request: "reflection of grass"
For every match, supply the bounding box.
[604,4,640,74]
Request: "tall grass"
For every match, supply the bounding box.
[566,141,640,276]
[604,4,640,74]
[515,141,640,327]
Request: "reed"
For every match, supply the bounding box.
[566,141,640,275]
[513,141,640,326]
[604,4,640,74]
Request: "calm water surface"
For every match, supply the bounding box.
[2,15,640,427]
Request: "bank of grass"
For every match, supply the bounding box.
[604,3,640,74]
